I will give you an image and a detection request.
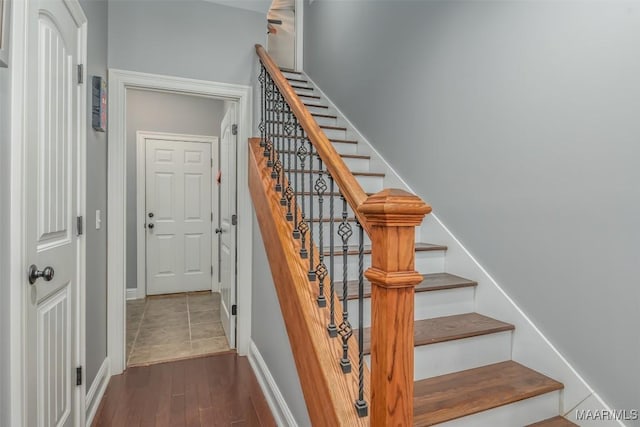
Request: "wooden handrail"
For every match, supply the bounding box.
[256,44,371,235]
[255,47,432,425]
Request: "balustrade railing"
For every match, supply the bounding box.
[255,44,431,425]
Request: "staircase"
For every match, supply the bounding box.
[276,68,577,426]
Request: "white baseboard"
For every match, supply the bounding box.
[248,341,298,427]
[85,357,110,427]
[126,288,140,300]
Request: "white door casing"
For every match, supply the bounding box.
[108,69,252,375]
[219,104,237,347]
[145,139,213,295]
[23,1,87,426]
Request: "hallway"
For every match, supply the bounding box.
[92,353,276,426]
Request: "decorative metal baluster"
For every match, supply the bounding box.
[314,157,327,306]
[264,75,273,164]
[337,195,353,373]
[307,138,316,281]
[327,175,337,337]
[292,122,300,239]
[271,89,281,180]
[297,127,309,258]
[284,108,294,221]
[259,65,266,148]
[355,220,368,417]
[280,103,293,206]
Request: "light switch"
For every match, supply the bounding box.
[96,210,102,230]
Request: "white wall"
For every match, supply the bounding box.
[125,90,225,290]
[304,0,640,419]
[108,0,266,85]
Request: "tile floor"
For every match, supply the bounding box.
[126,291,230,366]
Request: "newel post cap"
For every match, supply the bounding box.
[358,189,432,227]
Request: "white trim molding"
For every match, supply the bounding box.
[248,341,298,427]
[294,0,303,72]
[85,357,110,427]
[107,69,253,375]
[135,131,220,299]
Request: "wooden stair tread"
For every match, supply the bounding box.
[323,242,447,256]
[296,192,374,197]
[304,102,328,109]
[286,77,308,83]
[320,125,348,131]
[291,84,313,91]
[527,416,578,427]
[290,169,384,177]
[359,313,514,354]
[311,112,337,119]
[413,361,564,426]
[297,93,322,99]
[344,273,477,300]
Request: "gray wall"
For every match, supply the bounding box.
[305,0,640,417]
[79,0,109,389]
[251,214,311,426]
[108,0,266,85]
[126,90,225,289]
[0,61,11,427]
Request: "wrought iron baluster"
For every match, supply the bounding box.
[314,157,327,306]
[355,220,368,417]
[307,138,316,281]
[259,65,265,148]
[271,89,281,181]
[292,122,300,239]
[264,74,273,163]
[337,195,353,373]
[284,111,294,221]
[327,175,337,337]
[297,127,309,258]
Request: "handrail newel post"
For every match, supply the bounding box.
[359,189,432,426]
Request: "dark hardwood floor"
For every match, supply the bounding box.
[92,352,276,427]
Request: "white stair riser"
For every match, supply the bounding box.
[333,250,446,281]
[437,391,561,427]
[345,285,473,329]
[363,332,511,380]
[412,331,512,380]
[287,172,382,194]
[321,128,347,140]
[278,153,370,171]
[312,115,338,127]
[300,96,324,106]
[299,198,355,219]
[305,104,332,115]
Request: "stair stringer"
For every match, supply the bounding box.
[301,72,622,426]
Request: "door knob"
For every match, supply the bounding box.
[148,223,155,229]
[215,228,223,234]
[28,264,55,285]
[148,212,154,218]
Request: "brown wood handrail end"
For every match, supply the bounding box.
[365,268,423,290]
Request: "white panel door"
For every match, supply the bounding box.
[219,105,237,347]
[146,139,213,295]
[25,1,82,426]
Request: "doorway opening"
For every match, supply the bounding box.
[107,70,253,376]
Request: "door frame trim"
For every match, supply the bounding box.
[135,131,220,299]
[8,1,88,426]
[107,69,253,375]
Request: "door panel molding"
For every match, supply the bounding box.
[136,131,219,298]
[108,69,253,375]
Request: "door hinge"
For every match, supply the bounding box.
[211,212,213,222]
[77,64,84,84]
[211,266,214,276]
[231,214,237,226]
[76,216,83,236]
[76,366,82,386]
[211,158,214,167]
[231,305,237,316]
[232,124,238,135]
